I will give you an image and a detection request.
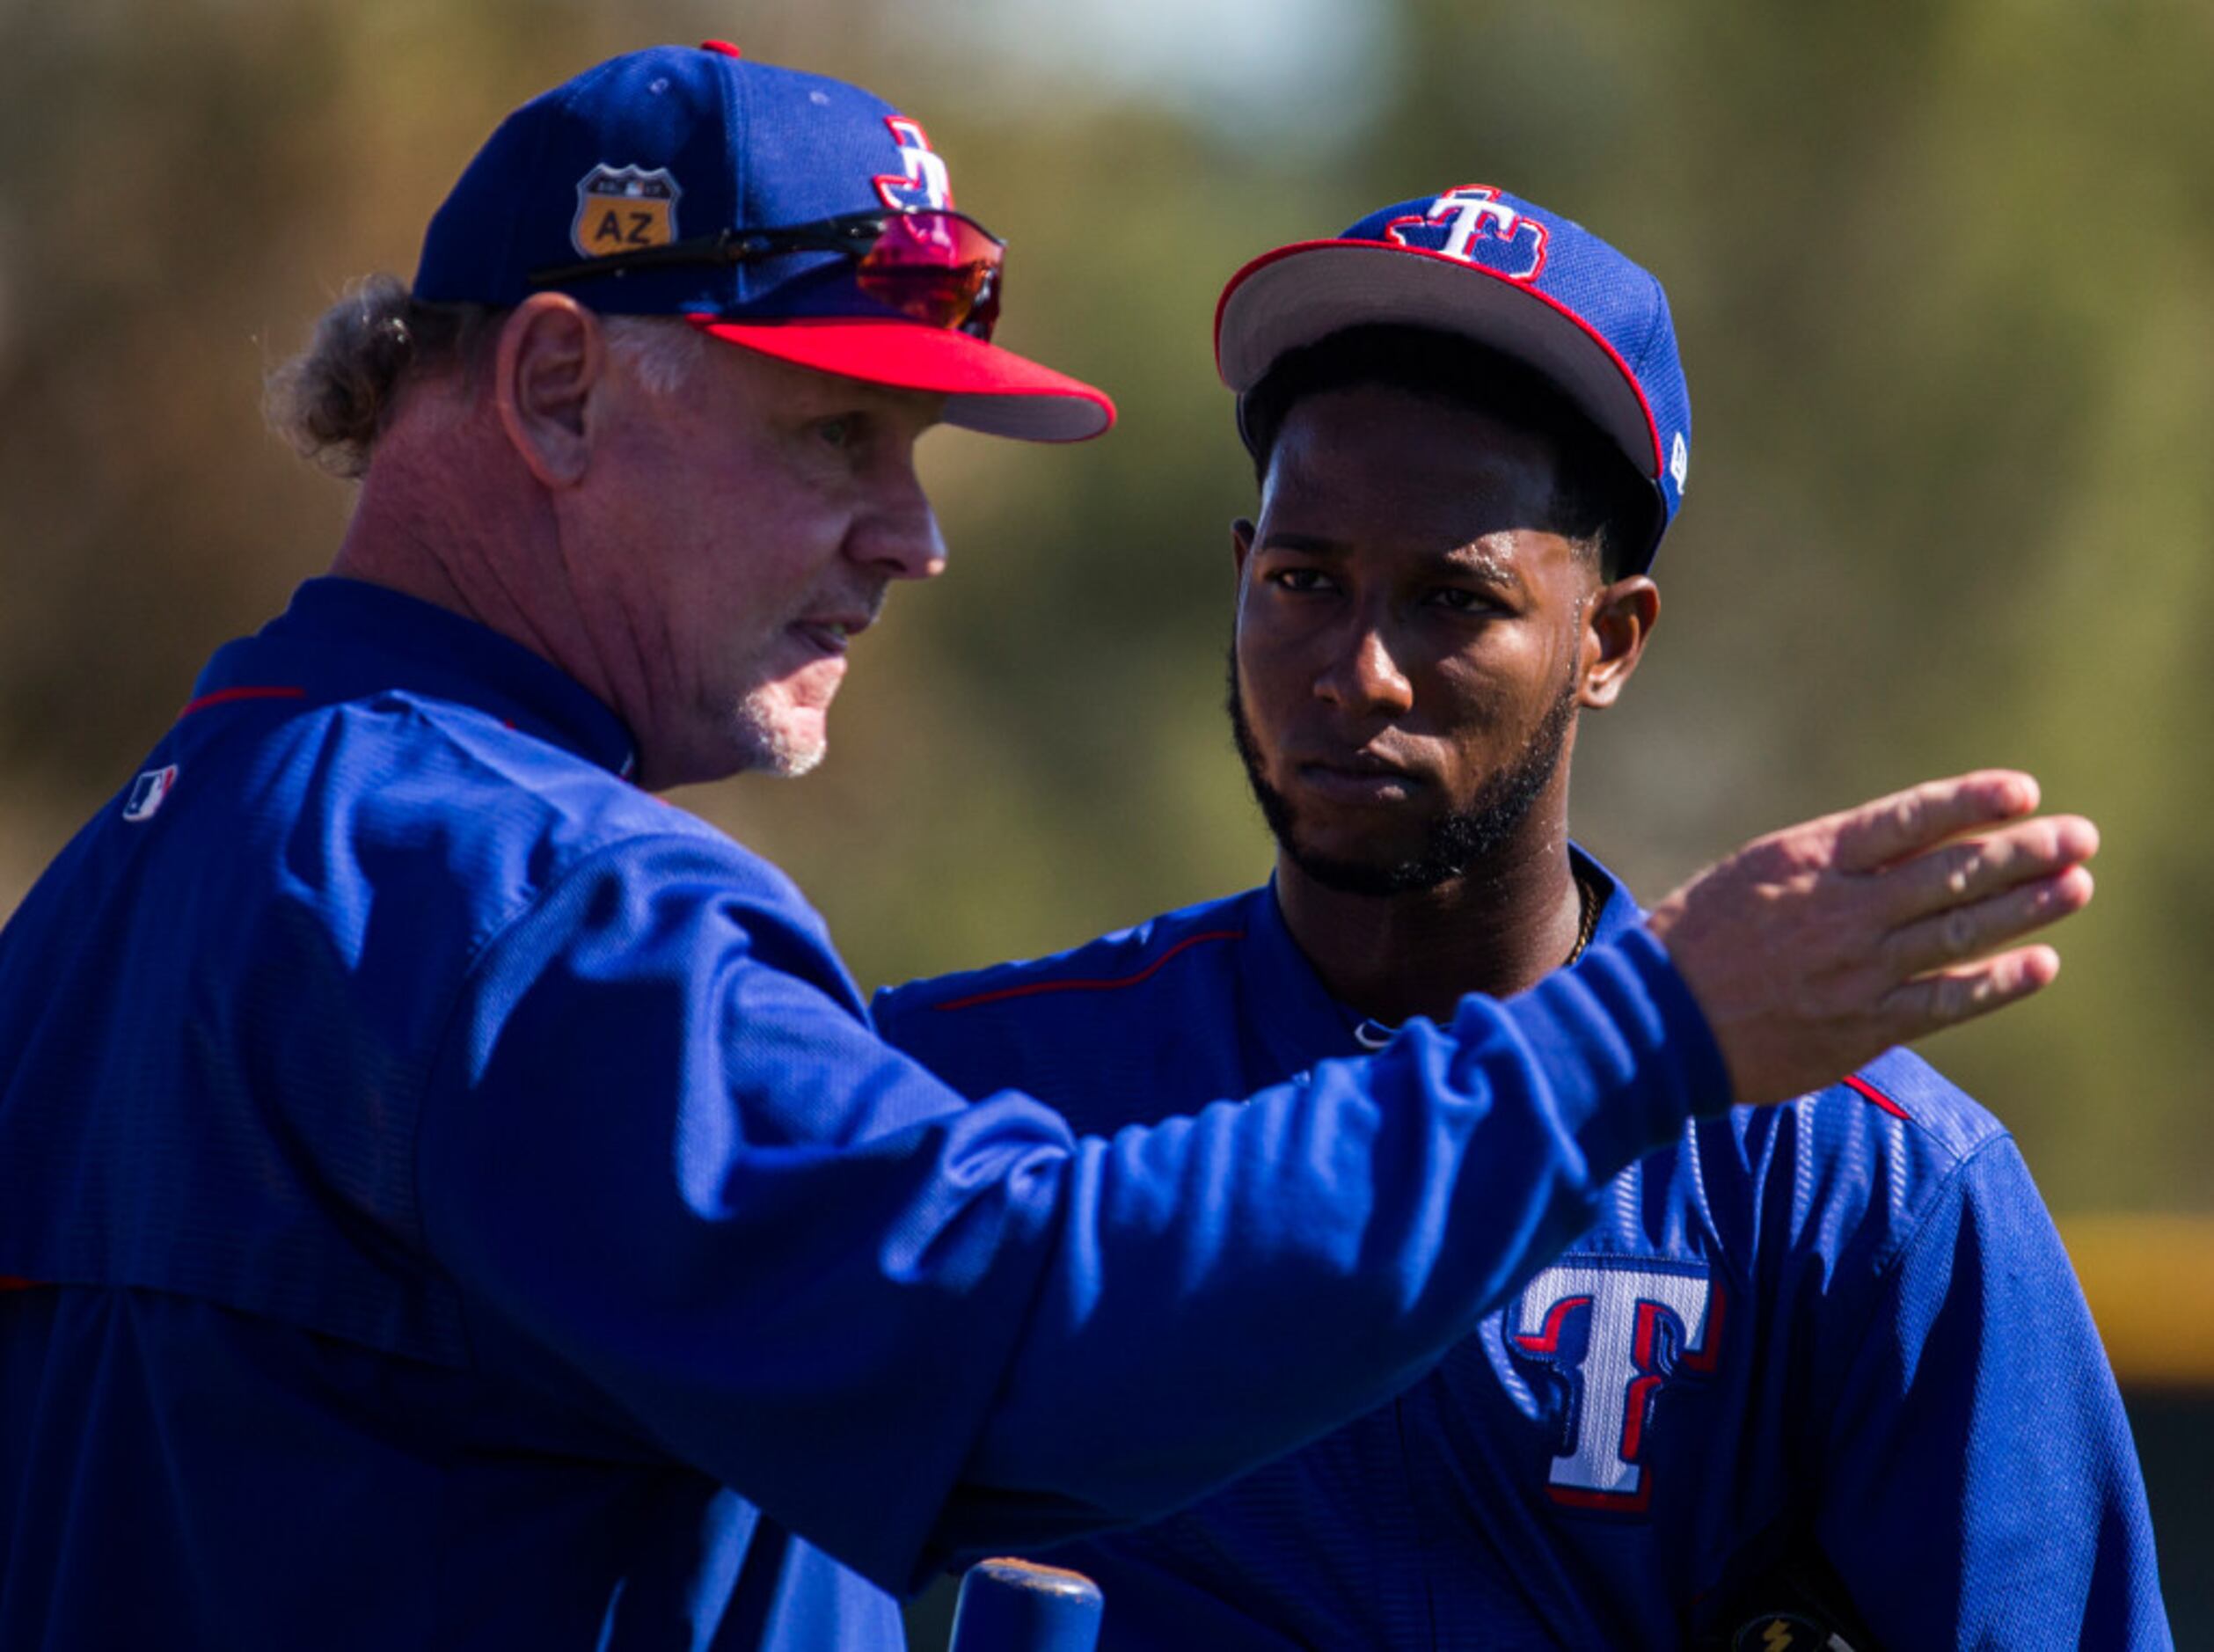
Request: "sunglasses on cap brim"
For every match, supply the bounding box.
[526,208,1005,341]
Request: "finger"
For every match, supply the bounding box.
[1882,866,2093,977]
[1879,944,2062,1034]
[1882,815,2101,922]
[1830,771,2041,874]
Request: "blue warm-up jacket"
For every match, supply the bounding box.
[0,578,1730,1649]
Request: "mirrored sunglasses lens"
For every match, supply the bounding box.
[855,213,1004,338]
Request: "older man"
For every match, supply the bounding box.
[0,48,2098,1652]
[878,190,2161,1647]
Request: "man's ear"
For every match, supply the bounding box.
[1231,517,1256,579]
[493,294,606,490]
[1580,575,1661,710]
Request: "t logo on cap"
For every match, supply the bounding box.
[875,117,953,213]
[1385,186,1549,281]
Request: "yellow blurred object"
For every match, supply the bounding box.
[2061,1216,2214,1389]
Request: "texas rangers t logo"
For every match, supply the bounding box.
[1509,1257,1723,1511]
[874,116,953,211]
[1385,186,1548,280]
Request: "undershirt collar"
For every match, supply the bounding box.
[1251,848,1642,1061]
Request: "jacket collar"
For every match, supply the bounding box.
[188,577,639,778]
[1240,849,1640,1067]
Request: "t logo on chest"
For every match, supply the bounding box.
[1508,1257,1726,1512]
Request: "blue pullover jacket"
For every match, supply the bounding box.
[0,578,1729,1648]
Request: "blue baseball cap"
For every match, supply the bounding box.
[1215,186,1691,567]
[413,41,1114,442]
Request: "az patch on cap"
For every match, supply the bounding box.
[571,164,682,259]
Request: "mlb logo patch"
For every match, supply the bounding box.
[122,764,179,822]
[571,164,681,259]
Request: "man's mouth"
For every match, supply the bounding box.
[789,614,873,659]
[1294,751,1429,805]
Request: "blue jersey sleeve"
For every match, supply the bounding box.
[1815,1136,2170,1647]
[413,832,1728,1595]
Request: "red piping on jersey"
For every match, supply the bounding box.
[0,1276,45,1292]
[1843,1072,1911,1120]
[931,930,1246,1012]
[179,686,306,719]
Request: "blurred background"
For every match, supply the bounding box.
[3,0,2208,1641]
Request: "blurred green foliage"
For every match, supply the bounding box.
[2,0,2208,1211]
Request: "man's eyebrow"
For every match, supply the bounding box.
[1257,532,1527,587]
[1257,530,1349,558]
[1436,545,1522,588]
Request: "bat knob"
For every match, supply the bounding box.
[946,1557,1104,1652]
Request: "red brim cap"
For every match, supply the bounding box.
[686,315,1115,442]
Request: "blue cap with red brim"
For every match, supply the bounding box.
[413,42,1114,443]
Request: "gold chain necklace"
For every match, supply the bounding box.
[1350,863,1608,1051]
[1562,859,1604,968]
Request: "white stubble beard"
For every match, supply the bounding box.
[731,683,828,778]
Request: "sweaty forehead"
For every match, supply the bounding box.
[1260,383,1569,551]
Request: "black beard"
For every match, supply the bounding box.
[1225,640,1578,897]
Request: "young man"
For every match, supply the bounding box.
[877,191,2165,1647]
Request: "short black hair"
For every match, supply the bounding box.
[1238,324,1659,580]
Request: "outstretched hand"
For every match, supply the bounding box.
[1644,771,2097,1107]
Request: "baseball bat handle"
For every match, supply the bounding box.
[946,1557,1104,1652]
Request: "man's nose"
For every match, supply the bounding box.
[1315,623,1414,716]
[850,459,948,583]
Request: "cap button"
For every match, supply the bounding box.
[699,40,742,58]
